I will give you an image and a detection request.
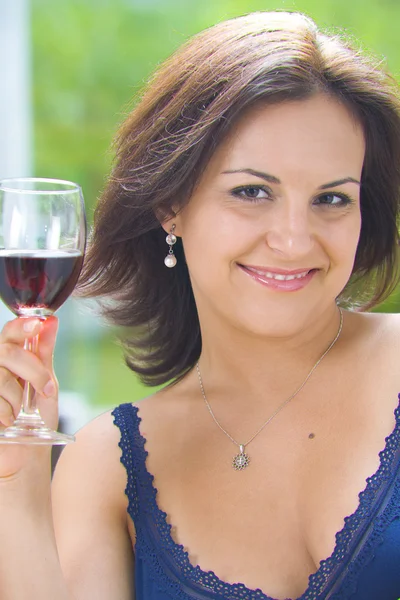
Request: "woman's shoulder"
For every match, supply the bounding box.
[68,394,177,469]
[54,408,130,510]
[344,309,400,343]
[341,309,400,371]
[52,408,137,587]
[342,309,400,409]
[74,406,125,449]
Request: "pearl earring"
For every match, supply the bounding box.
[164,224,177,268]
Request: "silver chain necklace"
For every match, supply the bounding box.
[196,308,343,471]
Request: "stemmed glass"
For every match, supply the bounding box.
[0,178,86,445]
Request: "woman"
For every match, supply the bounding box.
[0,11,399,600]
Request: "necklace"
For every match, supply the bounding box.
[196,308,343,471]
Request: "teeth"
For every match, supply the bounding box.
[250,269,310,281]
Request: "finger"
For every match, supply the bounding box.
[36,316,59,373]
[0,317,43,345]
[0,396,17,426]
[0,343,56,398]
[0,367,23,421]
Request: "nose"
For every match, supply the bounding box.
[264,200,315,259]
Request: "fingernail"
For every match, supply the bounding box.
[43,380,56,397]
[23,319,39,333]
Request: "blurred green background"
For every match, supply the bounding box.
[29,0,400,419]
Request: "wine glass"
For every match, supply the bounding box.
[0,177,86,445]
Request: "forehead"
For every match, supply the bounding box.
[206,94,365,183]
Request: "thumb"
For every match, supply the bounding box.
[36,316,59,373]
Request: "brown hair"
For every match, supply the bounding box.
[79,11,400,386]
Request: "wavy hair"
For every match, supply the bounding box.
[78,11,400,386]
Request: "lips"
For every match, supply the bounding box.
[238,264,317,291]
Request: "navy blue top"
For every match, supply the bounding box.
[112,400,400,600]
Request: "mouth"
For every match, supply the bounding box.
[237,264,319,290]
[245,268,313,281]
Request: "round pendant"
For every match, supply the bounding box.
[164,254,177,268]
[232,445,250,470]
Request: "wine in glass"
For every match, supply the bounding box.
[0,177,86,445]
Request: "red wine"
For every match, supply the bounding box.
[0,250,84,316]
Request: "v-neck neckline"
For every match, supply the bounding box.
[115,396,400,599]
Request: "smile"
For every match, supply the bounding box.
[245,268,310,281]
[238,264,317,291]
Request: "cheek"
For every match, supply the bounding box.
[326,214,361,268]
[181,204,251,261]
[181,217,247,293]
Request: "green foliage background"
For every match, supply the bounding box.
[32,0,400,215]
[31,0,400,408]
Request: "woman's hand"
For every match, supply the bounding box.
[0,316,59,481]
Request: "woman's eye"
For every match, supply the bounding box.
[314,193,353,207]
[231,186,270,201]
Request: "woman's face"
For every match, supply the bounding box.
[171,94,365,337]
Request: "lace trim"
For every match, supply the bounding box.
[328,475,400,600]
[112,398,400,600]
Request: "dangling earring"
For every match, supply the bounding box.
[164,224,177,268]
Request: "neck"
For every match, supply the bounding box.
[196,304,343,407]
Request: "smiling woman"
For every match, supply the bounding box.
[80,11,400,384]
[1,10,400,600]
[169,95,364,339]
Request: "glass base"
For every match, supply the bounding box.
[0,423,75,445]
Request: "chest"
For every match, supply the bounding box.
[134,379,400,599]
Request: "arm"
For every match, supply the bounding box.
[0,448,71,600]
[0,317,70,599]
[52,411,134,600]
[0,414,134,600]
[0,317,134,599]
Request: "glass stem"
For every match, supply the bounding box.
[17,334,43,422]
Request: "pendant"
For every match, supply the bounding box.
[232,444,250,470]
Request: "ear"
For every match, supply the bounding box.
[159,211,182,237]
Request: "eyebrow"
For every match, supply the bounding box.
[221,168,361,189]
